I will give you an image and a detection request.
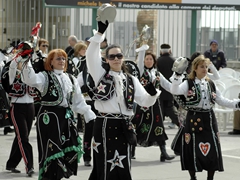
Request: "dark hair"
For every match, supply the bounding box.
[145,51,157,68]
[160,43,171,49]
[186,51,202,74]
[105,44,129,73]
[190,51,201,62]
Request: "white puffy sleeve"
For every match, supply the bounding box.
[21,61,45,92]
[159,73,171,93]
[86,33,106,86]
[71,76,96,122]
[136,44,149,76]
[215,87,240,109]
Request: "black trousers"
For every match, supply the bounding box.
[83,101,96,162]
[6,103,34,172]
[83,120,94,162]
[160,99,179,126]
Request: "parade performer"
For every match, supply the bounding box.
[86,11,160,179]
[170,55,240,180]
[21,49,96,180]
[4,41,35,177]
[131,42,175,161]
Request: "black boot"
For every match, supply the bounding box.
[159,145,175,162]
[4,127,14,135]
[131,145,136,159]
[207,177,213,180]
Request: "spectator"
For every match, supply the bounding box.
[204,40,227,70]
[157,44,179,128]
[65,35,78,57]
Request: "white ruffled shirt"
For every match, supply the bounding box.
[21,62,96,122]
[86,33,161,116]
[170,73,240,110]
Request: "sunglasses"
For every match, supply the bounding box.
[56,57,66,61]
[42,45,49,47]
[107,53,123,60]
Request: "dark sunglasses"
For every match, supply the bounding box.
[42,45,49,47]
[107,53,123,60]
[56,57,66,61]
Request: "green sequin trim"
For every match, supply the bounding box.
[43,113,50,125]
[65,108,73,119]
[38,136,84,180]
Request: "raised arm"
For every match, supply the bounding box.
[86,33,105,86]
[207,63,220,80]
[135,44,149,76]
[21,61,45,92]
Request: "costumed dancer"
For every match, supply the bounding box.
[21,49,96,180]
[131,41,175,161]
[74,42,96,167]
[77,67,97,167]
[69,42,88,133]
[4,41,35,177]
[0,47,15,135]
[171,52,220,155]
[71,42,87,77]
[170,55,240,180]
[86,6,161,179]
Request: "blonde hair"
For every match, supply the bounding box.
[44,49,68,72]
[188,55,211,80]
[73,42,87,57]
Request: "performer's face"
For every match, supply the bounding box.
[144,55,154,68]
[79,48,86,57]
[106,48,123,72]
[51,54,66,70]
[195,62,208,79]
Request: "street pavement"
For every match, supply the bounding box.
[0,120,240,180]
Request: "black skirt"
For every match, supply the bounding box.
[37,106,84,180]
[89,114,132,180]
[181,110,224,172]
[131,99,168,147]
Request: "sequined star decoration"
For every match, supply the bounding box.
[97,83,106,93]
[107,150,126,171]
[13,81,23,92]
[92,137,101,153]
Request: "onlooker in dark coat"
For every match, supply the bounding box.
[204,40,227,70]
[157,44,179,128]
[65,35,78,57]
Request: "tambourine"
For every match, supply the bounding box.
[96,3,117,24]
[124,60,140,80]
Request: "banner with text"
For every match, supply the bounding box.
[44,0,240,10]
